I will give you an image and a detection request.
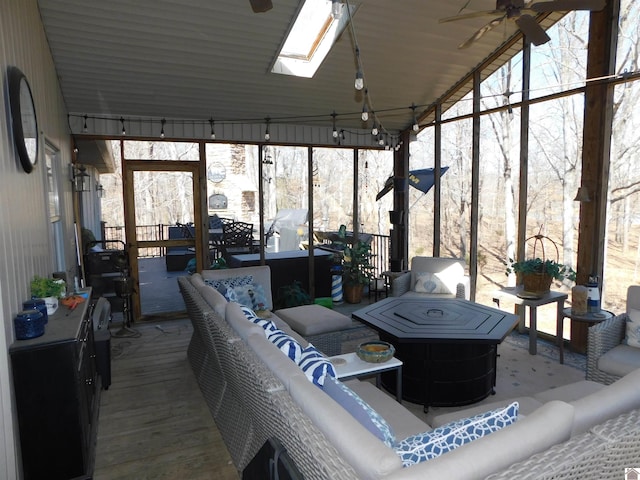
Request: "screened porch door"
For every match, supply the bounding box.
[123,160,206,321]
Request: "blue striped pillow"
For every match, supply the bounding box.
[239,305,277,334]
[267,329,303,362]
[297,344,336,386]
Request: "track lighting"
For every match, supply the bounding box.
[120,117,126,136]
[264,118,270,141]
[160,119,166,139]
[331,0,342,19]
[209,118,216,140]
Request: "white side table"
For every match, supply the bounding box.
[329,352,403,402]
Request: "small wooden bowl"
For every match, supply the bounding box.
[356,341,395,363]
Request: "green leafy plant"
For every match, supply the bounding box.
[506,258,576,282]
[342,240,375,286]
[30,275,66,298]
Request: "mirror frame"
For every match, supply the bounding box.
[8,66,39,173]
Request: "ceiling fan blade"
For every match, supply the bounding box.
[249,0,272,13]
[529,0,606,13]
[439,10,501,24]
[459,17,505,49]
[516,14,551,45]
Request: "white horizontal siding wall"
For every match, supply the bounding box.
[0,1,73,478]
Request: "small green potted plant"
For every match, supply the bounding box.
[31,275,66,314]
[342,239,375,303]
[506,258,576,297]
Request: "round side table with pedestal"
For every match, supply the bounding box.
[561,308,613,359]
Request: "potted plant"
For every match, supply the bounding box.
[31,275,66,314]
[506,258,576,297]
[342,239,375,303]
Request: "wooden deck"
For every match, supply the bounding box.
[93,318,239,480]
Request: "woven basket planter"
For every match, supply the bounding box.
[521,272,553,297]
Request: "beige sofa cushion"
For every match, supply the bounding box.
[276,304,351,335]
[570,367,640,435]
[190,273,227,317]
[287,374,403,480]
[347,380,430,439]
[597,344,640,378]
[225,301,265,341]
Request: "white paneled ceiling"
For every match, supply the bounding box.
[37,0,562,134]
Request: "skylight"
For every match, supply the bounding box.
[271,0,356,78]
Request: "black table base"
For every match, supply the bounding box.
[380,339,496,408]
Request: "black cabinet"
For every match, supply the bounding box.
[10,292,99,480]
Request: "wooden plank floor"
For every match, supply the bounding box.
[93,318,240,480]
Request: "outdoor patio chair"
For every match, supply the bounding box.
[220,221,256,260]
[587,285,640,384]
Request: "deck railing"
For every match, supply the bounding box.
[103,224,391,276]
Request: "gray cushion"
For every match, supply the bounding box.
[533,380,605,404]
[570,367,640,435]
[276,304,351,335]
[347,380,430,439]
[287,374,403,479]
[597,344,640,378]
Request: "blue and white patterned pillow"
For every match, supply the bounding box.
[205,275,253,291]
[298,344,336,387]
[267,329,303,362]
[239,305,277,334]
[323,377,395,447]
[394,402,519,467]
[414,272,452,294]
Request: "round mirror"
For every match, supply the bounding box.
[8,67,39,173]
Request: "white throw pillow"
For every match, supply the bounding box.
[625,308,640,348]
[414,272,453,294]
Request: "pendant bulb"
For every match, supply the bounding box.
[83,115,88,133]
[355,69,364,91]
[120,117,126,136]
[160,118,166,139]
[331,0,342,19]
[264,117,271,141]
[209,118,216,140]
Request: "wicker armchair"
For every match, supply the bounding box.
[587,285,640,384]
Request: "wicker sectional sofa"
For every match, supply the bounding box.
[178,272,640,479]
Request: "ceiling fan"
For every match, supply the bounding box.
[249,0,273,13]
[439,0,606,49]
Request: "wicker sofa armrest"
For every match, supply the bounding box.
[586,313,627,382]
[391,272,411,297]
